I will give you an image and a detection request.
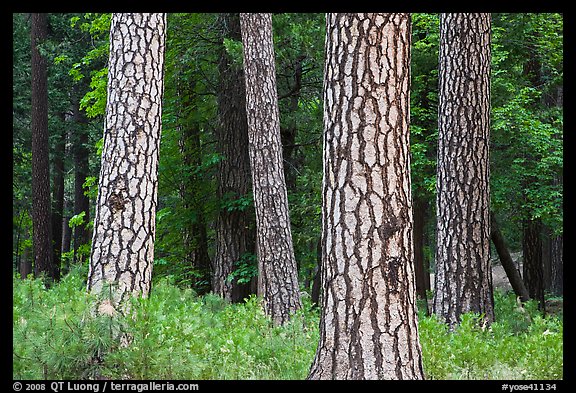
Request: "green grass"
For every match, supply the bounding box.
[13,269,562,380]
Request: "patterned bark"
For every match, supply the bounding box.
[433,13,494,327]
[308,13,423,380]
[240,13,302,325]
[31,13,55,281]
[87,13,166,311]
[213,13,256,302]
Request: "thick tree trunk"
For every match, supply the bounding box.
[490,212,530,302]
[522,218,545,309]
[240,13,302,325]
[87,13,166,311]
[433,13,495,328]
[213,13,256,303]
[308,13,423,380]
[31,13,55,282]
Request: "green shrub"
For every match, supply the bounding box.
[13,272,561,380]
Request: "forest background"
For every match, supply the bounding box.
[12,13,563,380]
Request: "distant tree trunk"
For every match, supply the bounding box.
[308,13,423,380]
[51,114,66,280]
[31,12,55,282]
[213,13,256,303]
[87,13,166,312]
[72,89,91,265]
[433,13,494,328]
[550,233,563,296]
[413,195,429,313]
[310,236,321,307]
[522,218,545,309]
[490,212,530,302]
[240,13,302,325]
[178,120,211,294]
[280,54,305,193]
[61,196,72,274]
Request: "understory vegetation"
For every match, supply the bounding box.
[13,269,562,380]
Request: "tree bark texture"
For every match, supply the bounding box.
[490,212,530,302]
[87,13,166,311]
[31,13,55,281]
[308,13,423,380]
[522,218,545,309]
[240,13,302,325]
[433,13,495,328]
[213,13,256,302]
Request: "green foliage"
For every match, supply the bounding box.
[15,272,562,380]
[419,290,563,380]
[226,253,257,285]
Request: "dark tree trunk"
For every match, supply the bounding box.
[179,121,211,294]
[61,196,72,274]
[72,90,90,265]
[280,54,305,193]
[51,114,66,280]
[550,233,563,296]
[31,13,55,282]
[490,212,530,302]
[522,218,545,309]
[213,13,256,303]
[413,195,429,313]
[240,13,302,325]
[308,13,423,380]
[433,13,494,328]
[310,236,321,307]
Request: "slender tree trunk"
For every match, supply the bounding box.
[550,233,563,296]
[433,13,494,328]
[72,89,91,264]
[490,212,530,302]
[309,13,423,380]
[178,120,211,294]
[522,218,545,309]
[87,13,166,311]
[240,13,302,325]
[413,195,429,312]
[213,13,256,302]
[51,115,66,280]
[280,54,305,193]
[61,196,72,274]
[31,13,54,282]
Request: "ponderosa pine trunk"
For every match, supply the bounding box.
[308,13,424,380]
[87,13,166,311]
[522,218,545,309]
[51,115,66,281]
[213,13,256,302]
[31,12,55,282]
[240,13,302,325]
[433,13,495,328]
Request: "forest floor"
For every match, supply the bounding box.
[430,251,563,316]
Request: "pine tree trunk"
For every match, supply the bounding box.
[213,13,256,302]
[308,13,423,380]
[433,13,494,328]
[522,218,545,309]
[240,13,302,325]
[550,233,562,297]
[51,116,66,280]
[87,13,166,311]
[490,212,530,302]
[31,13,55,282]
[72,88,91,264]
[413,195,429,311]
